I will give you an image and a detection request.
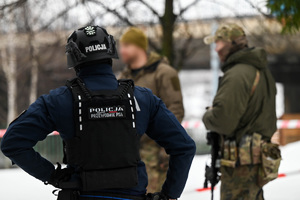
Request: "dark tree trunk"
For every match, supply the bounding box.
[160,0,176,66]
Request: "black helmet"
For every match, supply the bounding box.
[66,25,118,69]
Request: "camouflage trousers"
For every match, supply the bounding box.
[140,135,169,193]
[221,165,264,200]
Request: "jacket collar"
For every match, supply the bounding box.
[122,51,164,79]
[78,64,115,77]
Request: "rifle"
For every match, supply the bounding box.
[203,131,221,200]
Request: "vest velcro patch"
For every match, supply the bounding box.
[88,106,126,119]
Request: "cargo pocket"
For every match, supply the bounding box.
[252,133,262,164]
[221,140,237,168]
[238,135,252,165]
[258,142,281,187]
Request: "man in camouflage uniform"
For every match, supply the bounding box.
[118,27,185,193]
[202,24,277,200]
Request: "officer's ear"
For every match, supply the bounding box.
[66,41,87,69]
[106,35,119,58]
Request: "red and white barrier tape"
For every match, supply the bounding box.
[0,129,5,138]
[0,119,300,138]
[182,119,300,130]
[181,120,203,129]
[276,120,300,129]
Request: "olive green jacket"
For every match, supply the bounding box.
[119,52,184,122]
[203,48,277,142]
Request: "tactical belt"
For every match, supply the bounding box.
[58,190,146,200]
[79,192,146,200]
[221,133,263,167]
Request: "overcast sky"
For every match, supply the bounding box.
[0,0,268,31]
[63,0,269,26]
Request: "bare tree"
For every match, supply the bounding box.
[22,1,40,103]
[87,0,201,67]
[28,36,39,104]
[0,14,18,125]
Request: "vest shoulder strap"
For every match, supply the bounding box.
[118,79,134,87]
[66,77,92,100]
[250,70,260,96]
[66,77,135,100]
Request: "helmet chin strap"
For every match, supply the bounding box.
[66,41,87,69]
[66,41,87,62]
[75,66,81,75]
[107,35,116,55]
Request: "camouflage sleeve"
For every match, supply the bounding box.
[202,65,255,136]
[156,65,184,122]
[146,91,195,198]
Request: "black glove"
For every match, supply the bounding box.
[45,163,75,188]
[146,192,176,200]
[205,164,217,184]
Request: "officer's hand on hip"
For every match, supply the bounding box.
[45,163,74,188]
[146,192,177,200]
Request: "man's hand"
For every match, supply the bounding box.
[45,163,74,188]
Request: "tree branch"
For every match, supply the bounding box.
[87,0,160,52]
[244,0,273,18]
[179,0,201,16]
[39,1,80,31]
[0,0,27,11]
[138,0,160,17]
[88,0,134,26]
[201,0,242,18]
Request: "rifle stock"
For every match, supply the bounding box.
[204,131,221,200]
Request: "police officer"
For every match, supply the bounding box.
[202,24,277,200]
[1,26,196,200]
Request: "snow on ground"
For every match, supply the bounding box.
[0,168,56,200]
[0,141,300,200]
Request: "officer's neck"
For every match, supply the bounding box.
[130,51,147,70]
[78,63,114,77]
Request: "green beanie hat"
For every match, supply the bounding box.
[120,27,148,51]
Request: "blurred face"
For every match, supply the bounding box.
[215,40,232,62]
[119,42,142,66]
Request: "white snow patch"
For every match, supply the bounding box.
[0,168,56,200]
